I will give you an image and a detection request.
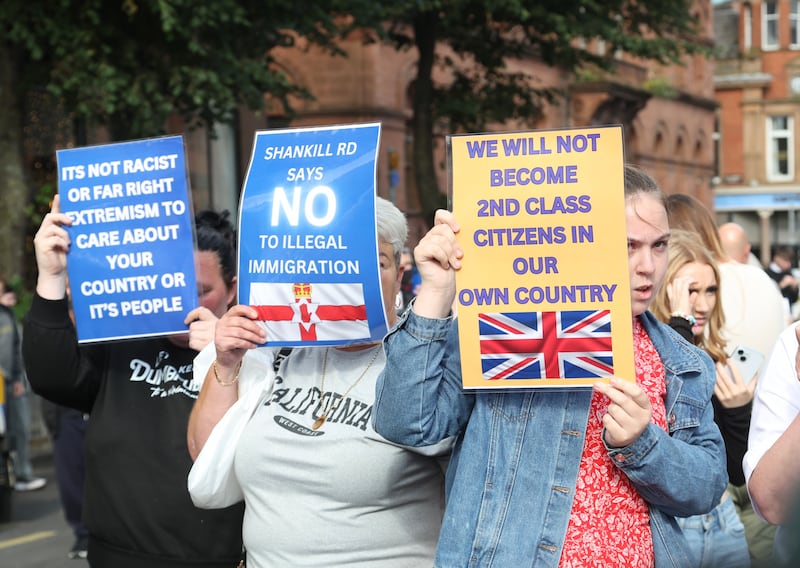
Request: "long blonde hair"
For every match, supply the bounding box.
[652,229,728,363]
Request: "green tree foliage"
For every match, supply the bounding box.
[4,0,344,140]
[0,0,343,286]
[346,0,708,220]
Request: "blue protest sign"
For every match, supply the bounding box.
[56,135,197,342]
[238,123,385,347]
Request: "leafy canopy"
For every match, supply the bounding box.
[1,0,345,139]
[348,0,705,132]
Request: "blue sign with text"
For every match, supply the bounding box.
[238,123,386,346]
[56,135,197,342]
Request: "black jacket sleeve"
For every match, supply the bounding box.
[712,396,751,486]
[667,315,751,484]
[22,293,102,413]
[668,316,694,342]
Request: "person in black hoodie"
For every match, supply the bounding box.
[23,195,244,568]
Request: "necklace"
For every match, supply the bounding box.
[312,344,382,430]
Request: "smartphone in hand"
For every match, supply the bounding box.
[729,345,764,384]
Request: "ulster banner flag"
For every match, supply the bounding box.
[478,309,614,381]
[249,282,369,343]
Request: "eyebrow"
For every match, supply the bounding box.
[628,231,670,245]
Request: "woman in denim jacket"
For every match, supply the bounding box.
[373,165,727,567]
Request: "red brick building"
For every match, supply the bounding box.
[223,3,718,244]
[714,0,800,263]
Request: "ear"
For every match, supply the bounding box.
[226,276,238,308]
[395,263,405,292]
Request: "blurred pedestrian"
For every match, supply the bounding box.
[718,222,764,268]
[766,246,799,308]
[0,276,46,492]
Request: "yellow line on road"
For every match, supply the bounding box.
[0,530,56,549]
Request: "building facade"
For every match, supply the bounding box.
[715,0,800,264]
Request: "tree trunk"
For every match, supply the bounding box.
[0,46,31,282]
[411,11,446,226]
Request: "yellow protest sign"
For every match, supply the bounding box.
[448,125,634,389]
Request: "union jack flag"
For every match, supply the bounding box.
[478,310,614,381]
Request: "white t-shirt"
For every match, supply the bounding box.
[744,322,800,489]
[234,346,448,567]
[719,261,788,363]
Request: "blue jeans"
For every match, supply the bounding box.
[4,390,33,480]
[677,495,751,568]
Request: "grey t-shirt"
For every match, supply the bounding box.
[235,346,448,567]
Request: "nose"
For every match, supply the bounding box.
[694,293,709,313]
[635,249,655,275]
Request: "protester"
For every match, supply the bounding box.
[399,246,421,311]
[744,323,800,565]
[766,245,799,308]
[372,165,726,566]
[666,194,783,564]
[718,222,763,268]
[666,194,787,374]
[23,195,244,568]
[187,196,449,567]
[0,276,46,492]
[652,229,752,567]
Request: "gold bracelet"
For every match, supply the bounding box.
[212,360,242,387]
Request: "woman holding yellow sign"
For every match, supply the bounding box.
[373,165,726,567]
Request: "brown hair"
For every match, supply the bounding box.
[624,165,666,204]
[665,193,729,263]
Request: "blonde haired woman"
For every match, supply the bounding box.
[652,229,753,567]
[652,230,728,362]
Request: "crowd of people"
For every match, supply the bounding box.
[5,163,800,567]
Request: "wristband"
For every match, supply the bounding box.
[670,311,697,326]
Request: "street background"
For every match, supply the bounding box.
[0,402,87,568]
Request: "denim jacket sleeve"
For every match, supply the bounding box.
[604,317,727,518]
[374,308,475,446]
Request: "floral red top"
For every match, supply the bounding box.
[559,317,668,568]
